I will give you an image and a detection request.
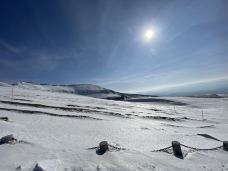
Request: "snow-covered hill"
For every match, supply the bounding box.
[0,82,11,87]
[0,85,228,170]
[14,82,120,99]
[2,81,156,100]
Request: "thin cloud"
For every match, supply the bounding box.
[130,76,228,93]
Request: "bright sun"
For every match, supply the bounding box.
[145,29,155,40]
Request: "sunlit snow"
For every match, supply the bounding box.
[0,83,228,171]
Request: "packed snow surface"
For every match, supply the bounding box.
[0,85,228,171]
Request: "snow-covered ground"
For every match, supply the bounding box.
[0,85,228,171]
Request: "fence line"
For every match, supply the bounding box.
[180,143,222,151]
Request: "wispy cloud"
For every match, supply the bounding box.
[130,75,228,94]
[0,39,80,72]
[0,40,25,54]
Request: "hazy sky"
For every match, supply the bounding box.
[0,0,228,94]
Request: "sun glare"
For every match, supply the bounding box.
[145,29,155,40]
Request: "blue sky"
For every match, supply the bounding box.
[0,0,228,95]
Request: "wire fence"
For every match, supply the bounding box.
[150,146,172,152]
[88,142,224,153]
[87,143,126,152]
[1,134,225,155]
[150,143,223,153]
[180,143,222,151]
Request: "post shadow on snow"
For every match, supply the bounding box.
[96,148,107,155]
[174,153,184,159]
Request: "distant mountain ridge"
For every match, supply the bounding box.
[1,81,227,100]
[187,94,224,98]
[3,81,155,100]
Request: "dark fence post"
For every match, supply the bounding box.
[0,117,8,121]
[0,134,15,145]
[223,141,228,151]
[172,141,183,158]
[99,141,109,152]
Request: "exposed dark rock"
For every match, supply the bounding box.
[0,134,17,145]
[0,117,8,121]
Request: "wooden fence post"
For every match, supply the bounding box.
[99,141,109,152]
[223,141,228,151]
[172,141,183,158]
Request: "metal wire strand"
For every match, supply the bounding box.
[151,146,172,152]
[87,144,126,151]
[87,146,99,150]
[180,144,222,151]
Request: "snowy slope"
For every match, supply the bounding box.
[0,82,11,87]
[0,86,228,171]
[14,82,157,100]
[15,82,121,99]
